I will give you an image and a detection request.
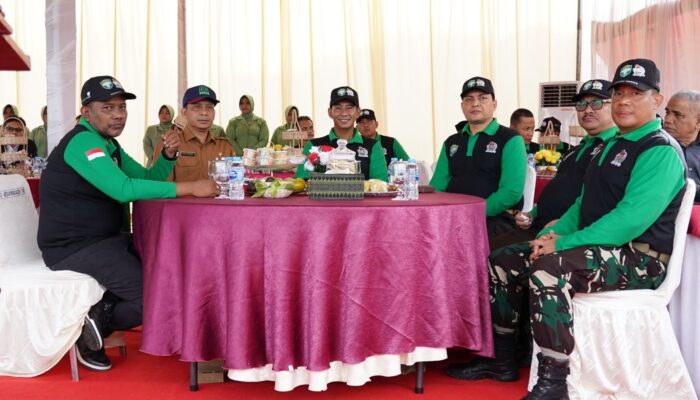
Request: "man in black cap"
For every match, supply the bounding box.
[356,108,410,165]
[430,76,527,241]
[295,86,388,181]
[450,79,618,383]
[664,89,700,203]
[454,59,686,399]
[38,75,219,372]
[152,85,234,181]
[535,116,571,154]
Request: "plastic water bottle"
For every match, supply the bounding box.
[387,157,398,183]
[227,157,245,200]
[392,160,407,200]
[405,159,419,200]
[527,153,536,169]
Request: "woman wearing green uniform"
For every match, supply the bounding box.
[225,95,269,155]
[143,105,174,166]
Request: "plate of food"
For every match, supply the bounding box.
[363,179,397,197]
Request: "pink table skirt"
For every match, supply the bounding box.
[534,176,553,204]
[26,177,40,208]
[689,205,700,237]
[132,192,493,372]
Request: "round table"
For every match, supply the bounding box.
[132,192,493,391]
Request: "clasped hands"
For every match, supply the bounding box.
[161,129,181,159]
[529,232,559,262]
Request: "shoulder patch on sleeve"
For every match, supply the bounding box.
[86,148,106,161]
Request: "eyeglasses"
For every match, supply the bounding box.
[575,99,611,111]
[3,126,24,134]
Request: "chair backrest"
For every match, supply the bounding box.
[654,178,696,299]
[0,174,41,266]
[522,165,537,212]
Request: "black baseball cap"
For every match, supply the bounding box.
[182,85,220,107]
[610,58,660,92]
[357,109,376,122]
[572,79,612,102]
[460,76,495,98]
[81,76,136,105]
[536,117,561,132]
[329,86,359,107]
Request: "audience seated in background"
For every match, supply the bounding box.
[356,108,410,166]
[663,89,700,203]
[143,105,174,166]
[270,105,300,147]
[225,95,269,155]
[510,108,539,154]
[29,106,48,158]
[536,117,571,154]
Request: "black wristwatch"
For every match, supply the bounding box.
[161,148,179,161]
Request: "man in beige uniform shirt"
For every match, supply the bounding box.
[153,85,234,181]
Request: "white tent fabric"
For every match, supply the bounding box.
[1,0,578,164]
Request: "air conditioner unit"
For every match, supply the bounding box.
[537,81,582,146]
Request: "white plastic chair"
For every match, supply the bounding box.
[0,174,104,380]
[528,179,697,399]
[522,165,536,213]
[417,160,433,186]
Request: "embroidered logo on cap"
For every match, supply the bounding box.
[357,146,368,158]
[100,79,114,89]
[198,86,210,95]
[449,144,459,157]
[362,110,370,116]
[583,81,592,90]
[592,81,603,90]
[620,65,633,77]
[610,149,627,167]
[485,141,498,154]
[467,79,476,88]
[632,64,646,77]
[476,79,485,87]
[337,87,354,97]
[112,79,124,89]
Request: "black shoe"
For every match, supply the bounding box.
[521,353,569,400]
[446,356,519,382]
[79,314,103,352]
[76,341,112,372]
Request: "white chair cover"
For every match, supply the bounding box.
[670,235,700,393]
[528,179,697,399]
[417,160,433,186]
[522,165,536,212]
[0,174,103,377]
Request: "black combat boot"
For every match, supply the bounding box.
[521,353,570,400]
[446,334,518,382]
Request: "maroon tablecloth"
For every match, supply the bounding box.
[689,205,700,237]
[26,177,39,208]
[132,192,493,372]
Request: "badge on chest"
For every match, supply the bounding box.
[610,149,627,167]
[485,141,498,154]
[357,146,369,158]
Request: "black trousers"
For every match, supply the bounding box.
[49,233,143,331]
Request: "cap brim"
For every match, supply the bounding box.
[571,92,610,102]
[460,88,494,98]
[610,80,655,92]
[185,96,220,106]
[83,91,137,105]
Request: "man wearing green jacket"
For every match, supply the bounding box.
[225,94,269,154]
[449,59,686,400]
[37,75,218,373]
[356,108,410,165]
[295,86,388,181]
[430,76,526,241]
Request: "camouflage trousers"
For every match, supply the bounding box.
[489,242,666,355]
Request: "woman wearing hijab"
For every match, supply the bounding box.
[143,104,174,166]
[270,105,300,147]
[225,95,269,155]
[3,104,18,120]
[29,106,48,158]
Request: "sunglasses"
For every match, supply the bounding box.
[575,99,611,112]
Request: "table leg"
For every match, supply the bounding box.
[414,361,424,394]
[189,362,199,391]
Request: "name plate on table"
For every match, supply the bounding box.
[281,130,307,140]
[308,172,364,200]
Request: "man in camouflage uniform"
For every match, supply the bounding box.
[447,59,686,400]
